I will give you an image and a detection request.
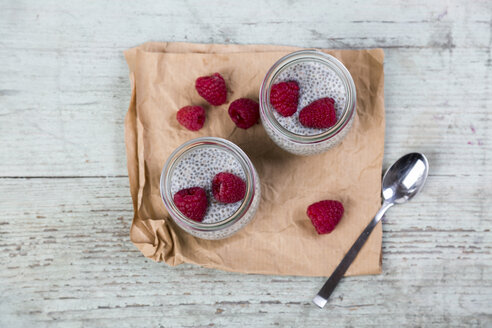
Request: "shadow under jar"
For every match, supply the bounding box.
[259,50,357,156]
[160,137,261,240]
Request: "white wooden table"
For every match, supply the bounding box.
[1,1,491,327]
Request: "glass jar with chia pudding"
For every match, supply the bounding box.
[259,50,357,155]
[160,137,261,240]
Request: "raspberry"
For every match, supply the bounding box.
[299,97,337,129]
[176,106,206,131]
[307,200,344,234]
[195,73,227,106]
[212,172,246,204]
[270,81,299,117]
[228,98,259,129]
[173,187,208,222]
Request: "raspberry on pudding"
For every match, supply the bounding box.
[212,172,246,204]
[270,81,300,117]
[299,97,337,129]
[173,187,208,222]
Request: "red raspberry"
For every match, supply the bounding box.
[173,187,208,222]
[270,81,299,117]
[299,97,337,129]
[228,98,259,129]
[212,172,246,204]
[195,73,227,106]
[307,200,344,234]
[176,106,206,131]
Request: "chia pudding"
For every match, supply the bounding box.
[160,137,261,240]
[260,50,357,156]
[170,147,246,224]
[272,61,347,136]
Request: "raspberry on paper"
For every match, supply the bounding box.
[176,106,206,131]
[307,200,344,234]
[228,98,260,129]
[195,73,227,106]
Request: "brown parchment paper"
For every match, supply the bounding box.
[124,42,385,277]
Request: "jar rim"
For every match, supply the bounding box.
[259,50,356,144]
[160,137,257,231]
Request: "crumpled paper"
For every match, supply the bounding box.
[124,42,385,277]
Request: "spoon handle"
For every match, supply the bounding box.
[313,202,393,309]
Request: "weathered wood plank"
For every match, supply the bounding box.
[0,1,489,49]
[0,177,490,327]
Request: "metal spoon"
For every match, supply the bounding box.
[313,153,429,308]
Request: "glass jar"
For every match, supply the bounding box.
[259,50,357,155]
[160,137,261,240]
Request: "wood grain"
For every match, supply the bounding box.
[0,0,491,326]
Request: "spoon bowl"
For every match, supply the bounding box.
[382,153,429,204]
